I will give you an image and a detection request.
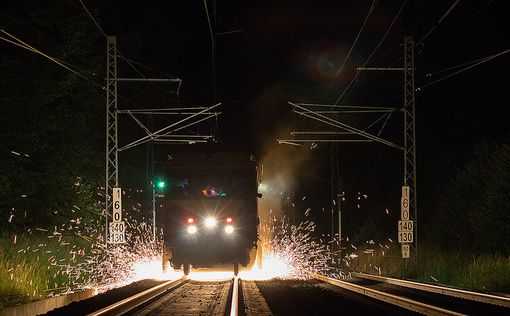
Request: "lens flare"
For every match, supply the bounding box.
[187,225,197,234]
[205,217,216,228]
[224,225,234,234]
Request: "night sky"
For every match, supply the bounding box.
[2,1,509,237]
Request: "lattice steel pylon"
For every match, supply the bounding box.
[403,36,417,255]
[104,36,220,243]
[278,36,418,256]
[105,36,118,243]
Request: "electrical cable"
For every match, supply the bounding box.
[358,47,510,105]
[79,0,181,102]
[320,0,378,99]
[417,0,460,45]
[334,0,407,105]
[78,0,107,38]
[0,28,104,89]
[417,48,510,91]
[203,0,216,103]
[119,57,180,79]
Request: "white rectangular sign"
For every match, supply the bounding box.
[401,244,410,259]
[112,187,122,223]
[398,231,413,243]
[109,221,125,243]
[401,198,410,220]
[401,185,410,219]
[398,220,414,232]
[402,186,410,200]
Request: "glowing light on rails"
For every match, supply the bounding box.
[239,254,292,280]
[190,271,234,281]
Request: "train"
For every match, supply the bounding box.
[157,152,261,275]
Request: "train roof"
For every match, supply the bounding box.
[161,152,257,170]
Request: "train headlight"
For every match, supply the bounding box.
[225,225,234,234]
[205,217,216,228]
[187,225,197,234]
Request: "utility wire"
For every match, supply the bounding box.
[203,0,216,103]
[334,0,407,105]
[365,47,510,105]
[78,0,182,104]
[0,28,104,89]
[446,0,494,36]
[417,48,510,90]
[78,0,145,78]
[120,57,180,79]
[320,0,378,99]
[0,27,185,114]
[78,0,107,38]
[417,0,460,45]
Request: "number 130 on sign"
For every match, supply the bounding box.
[398,231,413,243]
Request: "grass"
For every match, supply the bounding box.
[0,232,96,309]
[345,244,510,294]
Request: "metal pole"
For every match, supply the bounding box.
[337,144,342,264]
[403,36,417,256]
[152,182,156,240]
[338,192,342,264]
[330,145,335,263]
[105,36,118,245]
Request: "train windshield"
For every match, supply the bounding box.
[164,174,252,198]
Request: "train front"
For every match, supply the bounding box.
[157,153,259,275]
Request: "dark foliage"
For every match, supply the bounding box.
[429,141,510,254]
[0,0,104,230]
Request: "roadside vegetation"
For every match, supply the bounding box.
[346,140,510,294]
[0,232,97,309]
[346,244,510,293]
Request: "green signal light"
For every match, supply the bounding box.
[156,181,166,189]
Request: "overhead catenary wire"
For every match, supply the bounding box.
[445,0,494,36]
[320,0,378,99]
[334,0,407,105]
[78,0,107,38]
[417,48,510,91]
[417,0,461,45]
[203,0,216,103]
[0,28,105,89]
[0,28,173,114]
[119,57,180,80]
[361,47,510,105]
[79,0,182,103]
[0,27,189,114]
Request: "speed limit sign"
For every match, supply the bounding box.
[401,186,410,220]
[112,187,122,223]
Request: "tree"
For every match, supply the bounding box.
[0,0,104,230]
[430,141,510,254]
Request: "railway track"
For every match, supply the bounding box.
[84,276,272,316]
[48,273,509,315]
[314,273,510,315]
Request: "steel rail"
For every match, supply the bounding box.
[313,274,464,316]
[229,277,239,316]
[352,272,510,308]
[87,277,188,316]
